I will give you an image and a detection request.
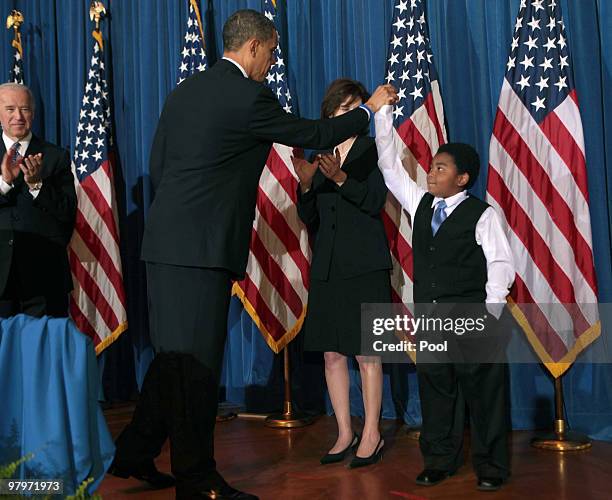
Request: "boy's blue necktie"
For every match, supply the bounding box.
[431,199,447,236]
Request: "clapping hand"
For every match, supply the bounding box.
[21,153,43,186]
[0,152,22,185]
[292,153,319,192]
[318,149,346,184]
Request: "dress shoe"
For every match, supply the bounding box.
[348,437,384,469]
[176,478,259,499]
[320,432,360,464]
[108,459,175,489]
[477,477,504,491]
[415,468,451,486]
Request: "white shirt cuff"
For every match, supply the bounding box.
[0,177,14,195]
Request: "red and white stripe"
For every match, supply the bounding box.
[69,160,128,353]
[487,80,599,374]
[235,77,447,352]
[233,144,311,353]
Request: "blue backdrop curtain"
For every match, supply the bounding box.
[1,0,610,439]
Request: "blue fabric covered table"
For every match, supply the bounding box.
[0,315,114,495]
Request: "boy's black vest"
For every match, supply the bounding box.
[412,192,489,303]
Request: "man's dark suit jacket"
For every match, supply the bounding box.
[141,59,369,278]
[296,135,392,281]
[0,135,77,298]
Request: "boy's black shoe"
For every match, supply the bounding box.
[415,469,451,486]
[477,477,504,491]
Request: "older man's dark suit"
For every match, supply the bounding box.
[114,59,370,493]
[0,136,76,317]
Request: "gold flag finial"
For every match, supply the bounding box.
[6,9,24,30]
[6,10,24,56]
[89,1,106,49]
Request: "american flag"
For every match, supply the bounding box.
[232,0,310,353]
[68,33,128,354]
[7,10,24,84]
[383,0,447,305]
[177,0,207,85]
[486,0,600,377]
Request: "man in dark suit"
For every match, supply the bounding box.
[0,83,76,318]
[111,9,397,500]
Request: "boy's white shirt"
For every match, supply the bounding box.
[374,105,515,316]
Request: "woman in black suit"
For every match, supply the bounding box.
[293,79,392,468]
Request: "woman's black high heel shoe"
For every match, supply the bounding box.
[348,437,384,468]
[320,433,360,464]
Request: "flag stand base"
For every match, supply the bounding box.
[265,348,314,429]
[531,374,591,451]
[531,425,592,451]
[265,401,314,428]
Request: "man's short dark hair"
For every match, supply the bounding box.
[437,143,480,189]
[320,79,370,119]
[222,9,276,52]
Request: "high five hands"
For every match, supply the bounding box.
[364,84,399,113]
[291,83,397,191]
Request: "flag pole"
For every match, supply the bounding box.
[6,9,24,84]
[531,370,591,451]
[264,346,313,428]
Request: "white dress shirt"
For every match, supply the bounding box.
[0,132,41,199]
[374,105,515,308]
[222,56,248,78]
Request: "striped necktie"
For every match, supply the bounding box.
[431,199,447,236]
[9,142,21,166]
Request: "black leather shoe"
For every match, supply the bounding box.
[415,469,451,486]
[176,479,259,499]
[477,477,504,491]
[348,438,384,469]
[320,433,360,464]
[108,459,175,489]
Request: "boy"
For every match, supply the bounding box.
[374,105,515,491]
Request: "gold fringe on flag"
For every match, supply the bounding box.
[507,297,601,378]
[232,283,306,354]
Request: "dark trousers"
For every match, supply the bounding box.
[0,294,69,318]
[0,263,69,318]
[416,362,510,478]
[114,262,232,483]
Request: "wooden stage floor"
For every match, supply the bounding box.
[99,404,611,499]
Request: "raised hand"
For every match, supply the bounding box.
[364,84,399,113]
